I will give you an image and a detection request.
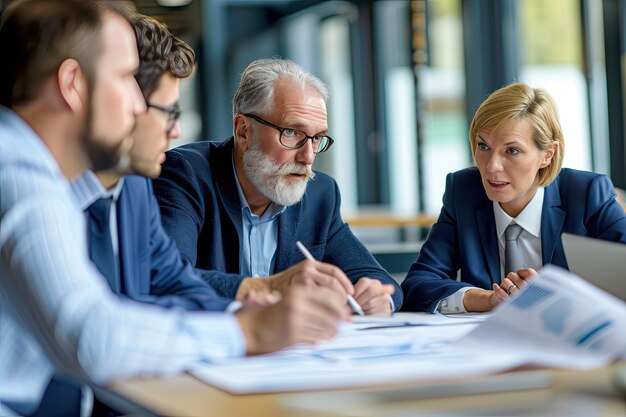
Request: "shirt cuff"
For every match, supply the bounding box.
[225,301,243,314]
[184,313,246,361]
[435,287,474,314]
[387,294,395,312]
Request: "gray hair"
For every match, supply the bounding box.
[232,58,329,117]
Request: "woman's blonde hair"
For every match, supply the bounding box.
[468,82,564,187]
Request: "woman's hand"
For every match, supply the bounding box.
[500,268,538,297]
[464,268,539,312]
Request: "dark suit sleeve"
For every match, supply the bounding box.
[322,180,403,310]
[154,150,247,298]
[153,150,206,266]
[142,181,233,311]
[585,174,626,241]
[401,173,473,312]
[195,269,246,299]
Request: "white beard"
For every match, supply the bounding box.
[242,136,315,207]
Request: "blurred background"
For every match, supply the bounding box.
[2,0,625,274]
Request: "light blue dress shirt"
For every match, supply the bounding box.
[230,158,394,311]
[231,158,286,278]
[0,107,245,412]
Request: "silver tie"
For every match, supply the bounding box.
[504,223,524,276]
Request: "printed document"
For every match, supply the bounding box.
[191,265,625,393]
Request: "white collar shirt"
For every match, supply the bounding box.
[493,187,545,279]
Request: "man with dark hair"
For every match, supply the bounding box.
[0,1,144,414]
[74,18,221,417]
[0,3,347,416]
[73,14,350,417]
[72,15,235,314]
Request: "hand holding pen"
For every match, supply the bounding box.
[296,241,365,315]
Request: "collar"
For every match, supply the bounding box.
[231,154,286,221]
[494,187,544,238]
[71,170,125,211]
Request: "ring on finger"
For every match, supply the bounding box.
[507,284,518,296]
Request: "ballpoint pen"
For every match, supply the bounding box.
[295,240,365,315]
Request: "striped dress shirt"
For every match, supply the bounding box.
[0,107,245,412]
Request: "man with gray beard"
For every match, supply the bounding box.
[154,58,402,314]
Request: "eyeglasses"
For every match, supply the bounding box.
[242,113,334,154]
[147,102,181,134]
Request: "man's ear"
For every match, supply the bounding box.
[57,58,86,112]
[233,113,251,151]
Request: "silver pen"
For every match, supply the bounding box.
[295,240,365,315]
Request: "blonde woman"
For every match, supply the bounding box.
[402,82,626,313]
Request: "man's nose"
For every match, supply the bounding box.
[296,139,315,165]
[168,120,182,140]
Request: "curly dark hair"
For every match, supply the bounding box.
[132,15,195,99]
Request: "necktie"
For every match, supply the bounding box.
[504,223,524,276]
[87,197,120,292]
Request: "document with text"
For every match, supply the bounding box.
[191,265,626,394]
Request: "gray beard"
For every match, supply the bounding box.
[242,141,314,207]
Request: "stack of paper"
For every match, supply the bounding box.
[191,266,626,394]
[460,264,626,368]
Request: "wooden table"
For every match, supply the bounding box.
[344,213,437,229]
[105,363,626,416]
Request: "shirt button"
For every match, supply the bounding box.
[253,274,260,278]
[251,227,257,234]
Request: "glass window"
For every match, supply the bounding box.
[519,0,592,171]
[172,72,202,148]
[418,0,468,214]
[318,16,359,214]
[377,0,420,216]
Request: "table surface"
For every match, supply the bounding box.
[107,363,626,417]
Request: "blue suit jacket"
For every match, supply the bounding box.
[111,176,231,311]
[153,138,402,308]
[401,167,626,312]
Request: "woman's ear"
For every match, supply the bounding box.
[540,141,558,168]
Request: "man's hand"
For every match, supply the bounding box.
[236,259,355,299]
[240,290,281,309]
[353,277,395,315]
[235,285,351,355]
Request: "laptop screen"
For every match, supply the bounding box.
[561,233,626,301]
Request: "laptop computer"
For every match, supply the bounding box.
[561,233,626,300]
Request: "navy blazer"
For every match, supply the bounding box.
[401,167,626,312]
[111,176,231,311]
[153,138,402,308]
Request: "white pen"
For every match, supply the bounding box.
[295,240,364,316]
